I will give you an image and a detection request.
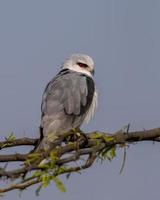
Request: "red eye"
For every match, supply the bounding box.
[77,62,88,68]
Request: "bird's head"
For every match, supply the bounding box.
[62,54,95,77]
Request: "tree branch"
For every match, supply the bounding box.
[0,138,38,149]
[0,127,160,194]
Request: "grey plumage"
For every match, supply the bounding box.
[36,54,97,152]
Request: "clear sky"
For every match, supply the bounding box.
[0,0,160,199]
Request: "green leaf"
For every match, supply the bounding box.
[90,132,103,139]
[24,153,41,166]
[50,150,57,161]
[1,132,16,148]
[41,174,50,187]
[54,166,67,175]
[49,150,58,166]
[35,184,43,196]
[52,177,66,193]
[99,147,116,162]
[5,132,16,142]
[103,135,114,142]
[32,170,42,178]
[109,147,116,159]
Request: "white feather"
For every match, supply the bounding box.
[84,89,98,123]
[62,53,94,78]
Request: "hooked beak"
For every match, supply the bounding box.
[88,66,95,76]
[91,69,95,76]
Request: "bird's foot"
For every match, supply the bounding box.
[64,128,88,147]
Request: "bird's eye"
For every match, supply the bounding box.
[77,62,88,68]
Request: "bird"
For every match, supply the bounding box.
[36,53,97,152]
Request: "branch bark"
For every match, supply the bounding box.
[0,127,160,194]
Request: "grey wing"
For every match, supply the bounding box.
[41,71,94,136]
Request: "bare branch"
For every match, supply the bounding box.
[0,138,38,149]
[0,178,40,193]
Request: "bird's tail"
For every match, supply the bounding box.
[34,137,52,153]
[33,127,61,153]
[28,128,60,166]
[31,127,44,153]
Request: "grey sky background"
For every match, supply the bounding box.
[0,0,160,199]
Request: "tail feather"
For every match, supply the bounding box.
[33,128,61,153]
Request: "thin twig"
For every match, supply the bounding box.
[0,178,40,193]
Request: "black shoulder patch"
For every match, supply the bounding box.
[80,75,95,115]
[57,69,70,75]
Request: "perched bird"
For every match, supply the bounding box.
[36,54,97,152]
